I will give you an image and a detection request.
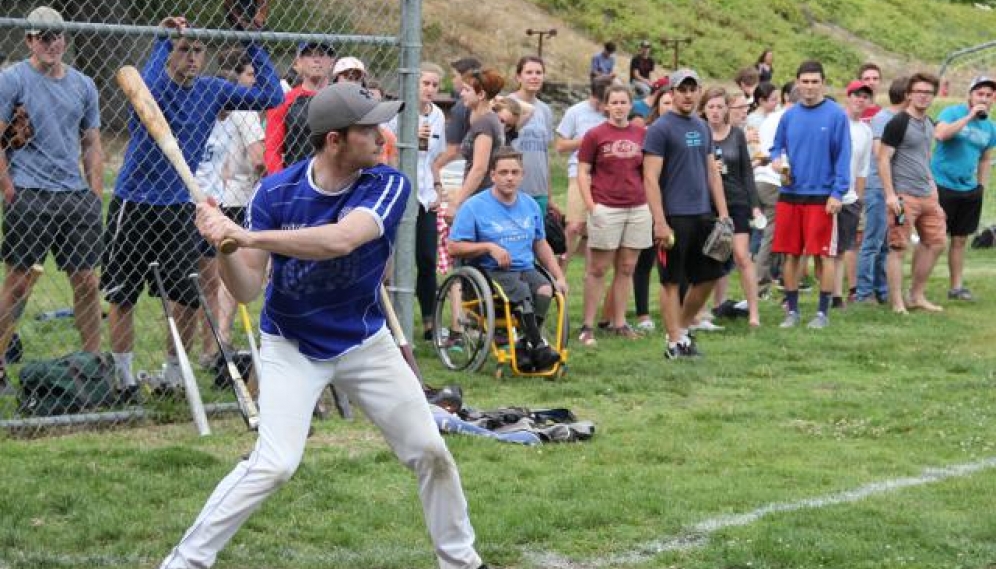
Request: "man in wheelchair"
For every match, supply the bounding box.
[448,147,568,371]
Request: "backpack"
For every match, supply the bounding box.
[18,352,118,417]
[971,225,996,249]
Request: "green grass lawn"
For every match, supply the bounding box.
[1,156,996,568]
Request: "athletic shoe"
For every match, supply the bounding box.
[689,320,725,332]
[635,319,656,332]
[779,311,800,328]
[578,325,597,347]
[162,359,184,390]
[665,339,701,360]
[531,345,561,370]
[807,312,829,329]
[947,287,974,301]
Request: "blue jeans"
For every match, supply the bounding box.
[856,186,889,300]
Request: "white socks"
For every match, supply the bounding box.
[112,352,135,387]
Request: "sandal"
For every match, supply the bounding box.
[578,325,597,347]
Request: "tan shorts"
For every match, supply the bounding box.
[587,204,653,251]
[887,193,947,251]
[565,177,587,224]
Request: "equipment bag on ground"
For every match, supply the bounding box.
[18,351,118,416]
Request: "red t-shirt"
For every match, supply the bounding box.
[578,122,647,207]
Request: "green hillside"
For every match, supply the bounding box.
[533,0,996,85]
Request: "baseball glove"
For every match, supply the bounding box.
[1,106,33,151]
[702,216,735,262]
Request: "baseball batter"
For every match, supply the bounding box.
[160,82,488,569]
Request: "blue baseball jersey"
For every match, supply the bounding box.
[115,38,283,205]
[248,160,410,360]
[449,190,544,271]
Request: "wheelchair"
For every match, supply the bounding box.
[431,265,569,379]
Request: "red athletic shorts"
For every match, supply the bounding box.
[772,201,837,257]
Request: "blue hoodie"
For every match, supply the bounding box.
[770,99,851,202]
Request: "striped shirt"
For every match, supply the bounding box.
[248,160,410,359]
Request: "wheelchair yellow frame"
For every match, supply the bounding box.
[488,276,569,379]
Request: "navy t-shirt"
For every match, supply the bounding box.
[643,112,714,216]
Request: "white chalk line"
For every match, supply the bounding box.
[3,457,994,568]
[524,456,996,569]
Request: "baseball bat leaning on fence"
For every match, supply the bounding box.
[115,65,237,254]
[238,304,262,400]
[0,265,43,382]
[150,262,211,436]
[190,275,259,431]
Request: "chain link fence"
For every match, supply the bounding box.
[0,0,421,435]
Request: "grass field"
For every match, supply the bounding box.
[2,149,996,568]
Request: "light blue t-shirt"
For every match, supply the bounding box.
[556,99,606,177]
[865,108,896,191]
[931,104,996,191]
[449,190,545,272]
[509,94,553,198]
[0,61,100,191]
[249,161,409,360]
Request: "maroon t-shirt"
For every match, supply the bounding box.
[578,122,647,207]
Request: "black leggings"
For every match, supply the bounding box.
[632,245,657,317]
[415,205,438,324]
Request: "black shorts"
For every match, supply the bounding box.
[836,201,862,252]
[197,206,248,259]
[938,185,983,237]
[728,204,752,234]
[657,214,726,286]
[1,188,103,270]
[100,197,201,308]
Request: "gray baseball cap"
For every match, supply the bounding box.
[26,6,64,35]
[670,68,700,87]
[307,82,404,136]
[969,75,996,92]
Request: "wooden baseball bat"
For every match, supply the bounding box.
[190,274,259,431]
[379,284,425,387]
[0,264,43,364]
[115,65,238,255]
[150,262,211,436]
[237,304,262,400]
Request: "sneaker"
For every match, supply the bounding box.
[610,324,641,339]
[779,311,800,328]
[531,345,561,370]
[947,287,974,301]
[665,339,701,360]
[689,320,725,332]
[514,340,535,372]
[807,312,829,329]
[635,319,656,332]
[578,325,597,347]
[444,332,465,352]
[162,359,184,389]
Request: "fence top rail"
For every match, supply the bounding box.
[0,17,398,46]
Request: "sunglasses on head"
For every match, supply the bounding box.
[30,31,64,43]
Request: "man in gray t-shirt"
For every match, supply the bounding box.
[0,7,104,388]
[879,72,947,314]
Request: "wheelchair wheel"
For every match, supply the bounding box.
[432,267,494,372]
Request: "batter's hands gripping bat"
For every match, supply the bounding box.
[238,304,262,400]
[115,65,237,254]
[150,262,211,436]
[191,275,259,431]
[0,265,42,381]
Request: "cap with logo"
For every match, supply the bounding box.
[332,56,366,80]
[845,80,873,96]
[669,68,700,87]
[307,82,404,137]
[26,6,64,35]
[639,40,651,48]
[969,76,996,92]
[651,77,670,92]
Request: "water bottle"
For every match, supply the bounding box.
[35,308,74,321]
[894,197,906,226]
[714,145,728,175]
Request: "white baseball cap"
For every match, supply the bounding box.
[332,56,366,80]
[26,6,64,35]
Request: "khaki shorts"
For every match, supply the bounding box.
[887,193,947,251]
[565,177,587,224]
[587,204,653,250]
